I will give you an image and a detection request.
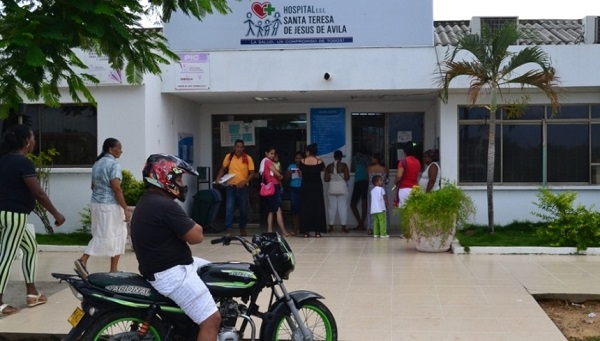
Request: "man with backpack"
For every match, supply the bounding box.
[214,140,255,236]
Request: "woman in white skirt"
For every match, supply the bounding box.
[75,138,130,276]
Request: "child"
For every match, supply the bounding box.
[370,175,389,238]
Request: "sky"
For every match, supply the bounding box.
[433,0,600,20]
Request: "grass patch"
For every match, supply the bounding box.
[36,232,92,246]
[456,221,553,248]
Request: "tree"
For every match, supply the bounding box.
[0,0,230,118]
[439,22,560,234]
[27,148,59,234]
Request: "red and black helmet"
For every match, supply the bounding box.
[142,154,198,201]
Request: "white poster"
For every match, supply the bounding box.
[175,52,210,90]
[220,121,255,146]
[71,49,123,85]
[397,131,413,143]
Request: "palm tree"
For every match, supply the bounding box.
[439,22,560,234]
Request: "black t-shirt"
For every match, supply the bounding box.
[130,190,196,277]
[0,154,37,213]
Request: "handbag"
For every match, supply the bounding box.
[328,161,348,195]
[259,171,275,197]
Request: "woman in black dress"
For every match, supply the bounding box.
[298,144,327,237]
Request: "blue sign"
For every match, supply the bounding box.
[310,108,345,157]
[178,133,194,164]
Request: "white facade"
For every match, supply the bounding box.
[31,11,600,233]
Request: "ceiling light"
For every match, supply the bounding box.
[253,97,288,102]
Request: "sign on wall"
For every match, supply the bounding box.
[310,108,345,158]
[220,121,256,146]
[175,52,210,90]
[178,133,194,164]
[164,0,433,50]
[71,50,123,85]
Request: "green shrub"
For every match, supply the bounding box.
[78,204,91,233]
[398,181,475,240]
[121,169,145,206]
[532,188,600,251]
[27,148,59,234]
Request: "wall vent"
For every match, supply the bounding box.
[481,17,518,35]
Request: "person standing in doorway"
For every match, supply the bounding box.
[0,124,66,316]
[284,151,304,235]
[419,149,441,193]
[324,150,350,233]
[370,175,389,238]
[75,138,129,277]
[214,139,255,237]
[299,144,326,238]
[367,153,389,236]
[350,149,370,231]
[394,142,421,207]
[259,146,291,237]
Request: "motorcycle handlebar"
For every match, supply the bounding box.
[210,235,257,254]
[210,237,224,245]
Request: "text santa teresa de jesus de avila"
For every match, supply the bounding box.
[281,5,347,35]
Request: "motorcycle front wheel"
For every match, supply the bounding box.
[262,298,338,341]
[81,310,166,341]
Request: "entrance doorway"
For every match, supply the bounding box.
[211,114,307,230]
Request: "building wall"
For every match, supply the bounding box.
[36,37,600,232]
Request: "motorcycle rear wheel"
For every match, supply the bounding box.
[81,310,166,341]
[263,298,338,341]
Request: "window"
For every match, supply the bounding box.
[352,112,424,169]
[1,105,97,166]
[458,105,600,184]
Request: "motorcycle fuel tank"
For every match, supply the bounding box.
[199,262,258,297]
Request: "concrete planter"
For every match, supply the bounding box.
[409,216,456,252]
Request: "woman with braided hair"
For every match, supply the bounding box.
[0,124,65,316]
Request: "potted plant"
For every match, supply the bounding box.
[399,181,475,252]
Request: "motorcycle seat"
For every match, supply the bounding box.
[87,272,176,306]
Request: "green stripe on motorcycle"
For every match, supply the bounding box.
[91,293,185,313]
[206,281,256,288]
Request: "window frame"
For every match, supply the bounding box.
[458,104,600,185]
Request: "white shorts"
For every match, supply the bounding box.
[148,257,217,324]
[397,188,412,207]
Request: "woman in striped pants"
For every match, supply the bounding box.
[0,124,66,316]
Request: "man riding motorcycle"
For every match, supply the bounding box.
[130,154,221,341]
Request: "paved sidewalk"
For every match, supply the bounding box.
[3,234,600,340]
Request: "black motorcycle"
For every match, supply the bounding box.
[52,232,337,341]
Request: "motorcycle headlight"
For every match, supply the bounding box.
[263,233,296,279]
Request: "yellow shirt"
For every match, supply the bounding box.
[222,153,255,186]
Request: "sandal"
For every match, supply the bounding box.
[315,233,322,238]
[342,227,349,233]
[0,303,19,316]
[328,227,334,233]
[74,259,89,279]
[303,233,310,238]
[26,293,48,308]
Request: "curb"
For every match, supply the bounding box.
[451,240,600,255]
[38,242,600,256]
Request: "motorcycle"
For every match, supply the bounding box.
[52,232,338,341]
